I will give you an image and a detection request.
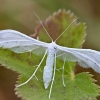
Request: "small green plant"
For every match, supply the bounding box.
[0,9,99,100]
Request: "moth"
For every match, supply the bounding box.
[0,12,100,98]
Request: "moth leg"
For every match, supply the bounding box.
[56,53,65,58]
[31,65,39,80]
[34,75,38,80]
[55,61,66,87]
[28,47,40,59]
[16,50,47,88]
[28,51,32,59]
[56,67,62,72]
[62,60,66,87]
[49,53,56,98]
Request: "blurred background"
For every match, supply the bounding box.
[0,0,100,100]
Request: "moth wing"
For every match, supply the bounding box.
[56,44,100,73]
[0,29,48,55]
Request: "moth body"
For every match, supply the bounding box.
[43,42,56,89]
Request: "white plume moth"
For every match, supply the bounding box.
[0,11,100,98]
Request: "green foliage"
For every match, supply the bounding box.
[0,9,99,100]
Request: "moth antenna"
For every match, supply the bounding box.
[33,11,53,42]
[54,17,79,42]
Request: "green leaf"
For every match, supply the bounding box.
[33,9,86,48]
[0,9,99,100]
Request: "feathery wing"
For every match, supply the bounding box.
[56,44,100,73]
[0,30,48,55]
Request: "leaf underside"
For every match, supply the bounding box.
[0,9,99,100]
